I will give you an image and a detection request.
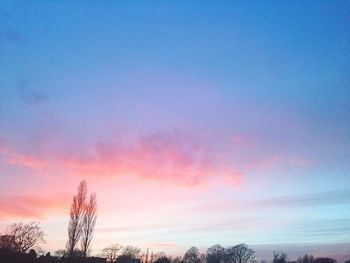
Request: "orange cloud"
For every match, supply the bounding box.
[0,193,71,219]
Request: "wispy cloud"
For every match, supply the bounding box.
[0,131,243,187]
[188,189,350,214]
[56,131,244,187]
[254,189,350,207]
[0,128,313,188]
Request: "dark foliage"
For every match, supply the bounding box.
[115,255,141,263]
[154,257,171,263]
[313,258,337,263]
[206,244,226,263]
[273,253,288,263]
[0,248,105,263]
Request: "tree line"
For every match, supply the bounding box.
[0,181,348,263]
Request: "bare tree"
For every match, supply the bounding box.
[145,248,149,263]
[297,255,314,263]
[102,244,123,262]
[67,180,87,257]
[228,244,254,263]
[81,192,97,258]
[3,222,45,253]
[272,252,287,263]
[206,244,226,263]
[153,252,167,262]
[154,256,171,263]
[172,257,182,263]
[184,247,202,263]
[121,245,142,259]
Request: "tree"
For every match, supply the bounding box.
[122,246,142,259]
[183,247,202,263]
[227,244,255,263]
[28,249,37,260]
[116,255,142,263]
[272,253,287,263]
[313,258,336,263]
[206,245,226,263]
[153,252,167,262]
[172,256,182,263]
[0,234,16,250]
[81,192,97,258]
[67,180,87,257]
[3,222,45,253]
[102,244,123,262]
[298,255,314,263]
[154,257,171,263]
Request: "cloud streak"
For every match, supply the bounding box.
[188,189,350,214]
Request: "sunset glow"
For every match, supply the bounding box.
[0,1,349,261]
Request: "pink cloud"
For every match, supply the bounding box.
[58,132,243,187]
[1,132,243,186]
[0,131,310,188]
[0,193,71,219]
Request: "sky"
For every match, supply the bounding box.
[0,0,350,260]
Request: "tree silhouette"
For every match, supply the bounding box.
[272,253,287,263]
[154,256,171,263]
[0,233,16,250]
[2,222,45,253]
[227,244,254,263]
[172,256,182,263]
[28,249,37,260]
[67,180,87,257]
[206,244,226,263]
[121,246,142,259]
[102,244,123,262]
[297,255,314,263]
[183,247,202,263]
[81,192,97,258]
[152,252,168,262]
[313,258,336,263]
[116,255,142,263]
